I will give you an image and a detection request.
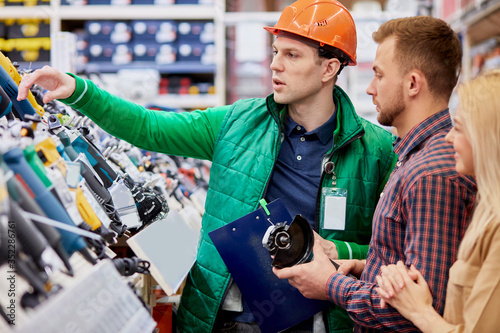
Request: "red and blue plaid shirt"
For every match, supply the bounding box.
[327,109,477,332]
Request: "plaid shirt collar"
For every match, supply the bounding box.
[393,108,452,161]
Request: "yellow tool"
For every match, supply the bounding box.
[35,137,62,167]
[74,186,102,231]
[0,51,44,116]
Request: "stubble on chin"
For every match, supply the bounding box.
[377,102,405,128]
[377,115,392,126]
[377,112,392,127]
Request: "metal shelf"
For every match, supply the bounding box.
[0,4,215,19]
[224,11,280,25]
[0,6,53,19]
[59,4,216,20]
[76,61,216,74]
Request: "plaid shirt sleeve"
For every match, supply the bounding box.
[327,174,475,332]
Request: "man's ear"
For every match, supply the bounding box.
[406,70,426,98]
[323,58,341,83]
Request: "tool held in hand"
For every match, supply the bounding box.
[262,213,358,278]
[262,214,315,268]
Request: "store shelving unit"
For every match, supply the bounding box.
[437,0,500,80]
[0,0,226,108]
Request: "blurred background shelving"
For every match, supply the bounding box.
[0,0,499,118]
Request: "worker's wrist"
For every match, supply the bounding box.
[61,73,85,105]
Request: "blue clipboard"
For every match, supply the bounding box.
[209,199,329,333]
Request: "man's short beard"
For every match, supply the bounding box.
[377,85,405,127]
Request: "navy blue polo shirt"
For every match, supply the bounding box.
[232,102,338,328]
[265,103,337,228]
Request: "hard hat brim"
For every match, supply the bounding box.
[263,26,357,66]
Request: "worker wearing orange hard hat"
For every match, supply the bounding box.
[17,0,396,332]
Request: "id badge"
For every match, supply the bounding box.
[321,187,347,230]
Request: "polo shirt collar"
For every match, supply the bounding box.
[284,99,338,145]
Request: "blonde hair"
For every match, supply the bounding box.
[458,69,500,258]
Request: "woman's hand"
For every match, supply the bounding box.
[375,261,433,322]
[375,261,456,333]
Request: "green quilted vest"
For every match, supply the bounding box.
[177,89,396,332]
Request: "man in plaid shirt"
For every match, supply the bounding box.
[274,17,477,332]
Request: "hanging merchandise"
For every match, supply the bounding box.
[0,51,209,332]
[0,51,44,120]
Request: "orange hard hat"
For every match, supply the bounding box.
[264,0,357,66]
